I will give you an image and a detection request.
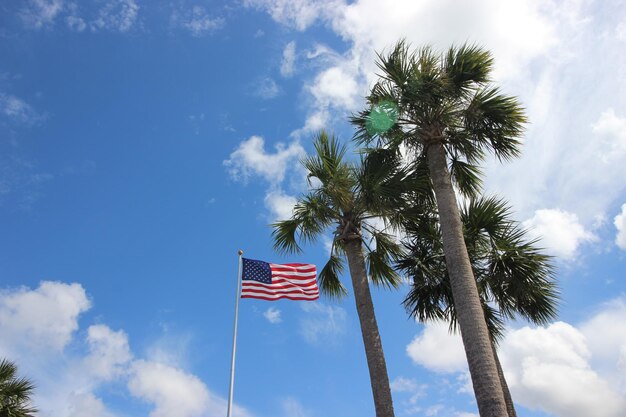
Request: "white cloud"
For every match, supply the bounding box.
[291,109,329,138]
[308,66,359,110]
[406,321,466,373]
[67,392,114,417]
[264,188,297,220]
[299,302,347,345]
[263,307,282,323]
[171,6,224,37]
[0,281,91,352]
[617,20,626,41]
[281,397,310,417]
[91,0,139,33]
[250,0,626,232]
[614,203,626,250]
[0,281,250,417]
[66,15,86,32]
[243,0,337,31]
[406,298,626,417]
[224,135,305,185]
[580,298,626,373]
[523,209,595,259]
[390,376,418,393]
[0,93,44,125]
[128,360,210,417]
[500,322,626,417]
[280,41,297,77]
[255,77,280,99]
[85,324,133,380]
[20,0,65,29]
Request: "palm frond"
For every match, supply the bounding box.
[271,219,303,255]
[449,158,483,198]
[464,87,527,161]
[444,43,493,96]
[364,229,404,288]
[318,251,349,299]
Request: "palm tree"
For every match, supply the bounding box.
[352,41,528,417]
[272,131,427,417]
[398,196,558,417]
[0,359,37,417]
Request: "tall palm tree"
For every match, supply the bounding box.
[0,359,37,417]
[352,41,527,417]
[399,196,558,417]
[272,131,427,417]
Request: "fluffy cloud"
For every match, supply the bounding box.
[224,135,306,219]
[0,281,249,417]
[224,136,305,185]
[264,188,297,220]
[614,203,626,250]
[405,297,626,417]
[523,209,595,259]
[249,0,626,234]
[299,302,347,345]
[263,307,283,324]
[128,360,210,417]
[406,321,466,373]
[67,392,114,417]
[0,281,90,352]
[85,324,133,380]
[281,41,297,77]
[500,322,626,417]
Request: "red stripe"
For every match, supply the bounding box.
[270,265,316,273]
[241,287,319,296]
[243,282,318,291]
[270,274,316,282]
[273,263,315,268]
[241,294,320,301]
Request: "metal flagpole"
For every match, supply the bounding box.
[227,250,243,417]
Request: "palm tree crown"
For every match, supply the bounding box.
[272,131,425,417]
[0,359,37,417]
[353,40,526,197]
[352,41,529,417]
[273,131,419,295]
[400,196,558,340]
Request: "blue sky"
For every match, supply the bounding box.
[1,1,626,417]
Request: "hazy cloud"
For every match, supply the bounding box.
[280,41,297,77]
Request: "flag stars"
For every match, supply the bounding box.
[242,259,272,283]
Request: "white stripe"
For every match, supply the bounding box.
[241,283,319,295]
[270,276,317,284]
[270,271,317,278]
[270,263,315,270]
[241,290,319,299]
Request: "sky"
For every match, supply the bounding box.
[1,1,626,417]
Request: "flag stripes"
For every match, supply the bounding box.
[241,259,319,301]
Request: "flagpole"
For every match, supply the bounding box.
[227,250,243,417]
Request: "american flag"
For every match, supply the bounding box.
[240,258,319,301]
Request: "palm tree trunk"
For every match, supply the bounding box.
[492,342,517,417]
[426,141,507,417]
[343,237,395,417]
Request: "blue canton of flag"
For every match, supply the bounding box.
[240,258,319,301]
[242,258,272,284]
